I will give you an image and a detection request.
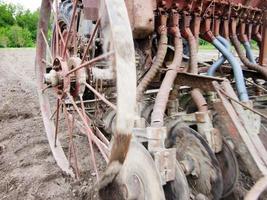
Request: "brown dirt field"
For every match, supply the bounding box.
[0,48,99,200]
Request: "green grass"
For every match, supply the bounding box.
[199,44,216,50]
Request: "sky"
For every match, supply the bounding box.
[3,0,41,11]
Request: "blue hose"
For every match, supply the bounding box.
[207,36,230,76]
[212,38,249,102]
[243,41,256,64]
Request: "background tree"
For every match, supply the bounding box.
[0,1,39,47]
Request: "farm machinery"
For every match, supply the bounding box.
[35,0,267,199]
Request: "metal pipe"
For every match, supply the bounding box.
[151,11,182,127]
[136,12,168,102]
[203,19,249,102]
[182,14,198,74]
[230,19,267,79]
[239,22,256,64]
[183,14,208,112]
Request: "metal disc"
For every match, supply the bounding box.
[167,125,223,200]
[99,140,165,200]
[216,139,239,198]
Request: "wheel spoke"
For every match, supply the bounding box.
[49,0,70,58]
[55,0,59,56]
[56,23,70,58]
[42,59,53,67]
[54,98,61,147]
[66,51,114,76]
[67,92,99,180]
[41,29,53,61]
[81,18,100,64]
[63,103,80,179]
[62,0,79,59]
[84,82,116,110]
[79,95,99,178]
[76,121,109,163]
[70,94,110,161]
[42,84,52,93]
[95,127,109,147]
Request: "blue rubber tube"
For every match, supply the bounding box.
[243,41,256,64]
[207,36,230,76]
[212,38,249,102]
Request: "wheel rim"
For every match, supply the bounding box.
[35,0,136,180]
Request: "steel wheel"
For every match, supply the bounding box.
[35,0,136,182]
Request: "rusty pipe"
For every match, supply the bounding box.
[191,89,208,112]
[151,11,183,127]
[222,19,230,40]
[182,14,198,74]
[239,22,249,43]
[214,18,221,37]
[192,15,201,50]
[136,13,168,102]
[230,19,267,79]
[183,15,208,112]
[247,23,253,42]
[252,24,262,47]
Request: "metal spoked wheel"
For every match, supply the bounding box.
[35,0,136,182]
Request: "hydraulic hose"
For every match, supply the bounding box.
[230,19,267,79]
[213,39,249,101]
[203,19,249,102]
[136,13,168,102]
[208,36,230,76]
[151,12,183,127]
[239,22,256,64]
[243,41,256,64]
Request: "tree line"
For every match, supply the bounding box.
[0,2,39,47]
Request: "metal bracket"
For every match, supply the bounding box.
[132,126,176,184]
